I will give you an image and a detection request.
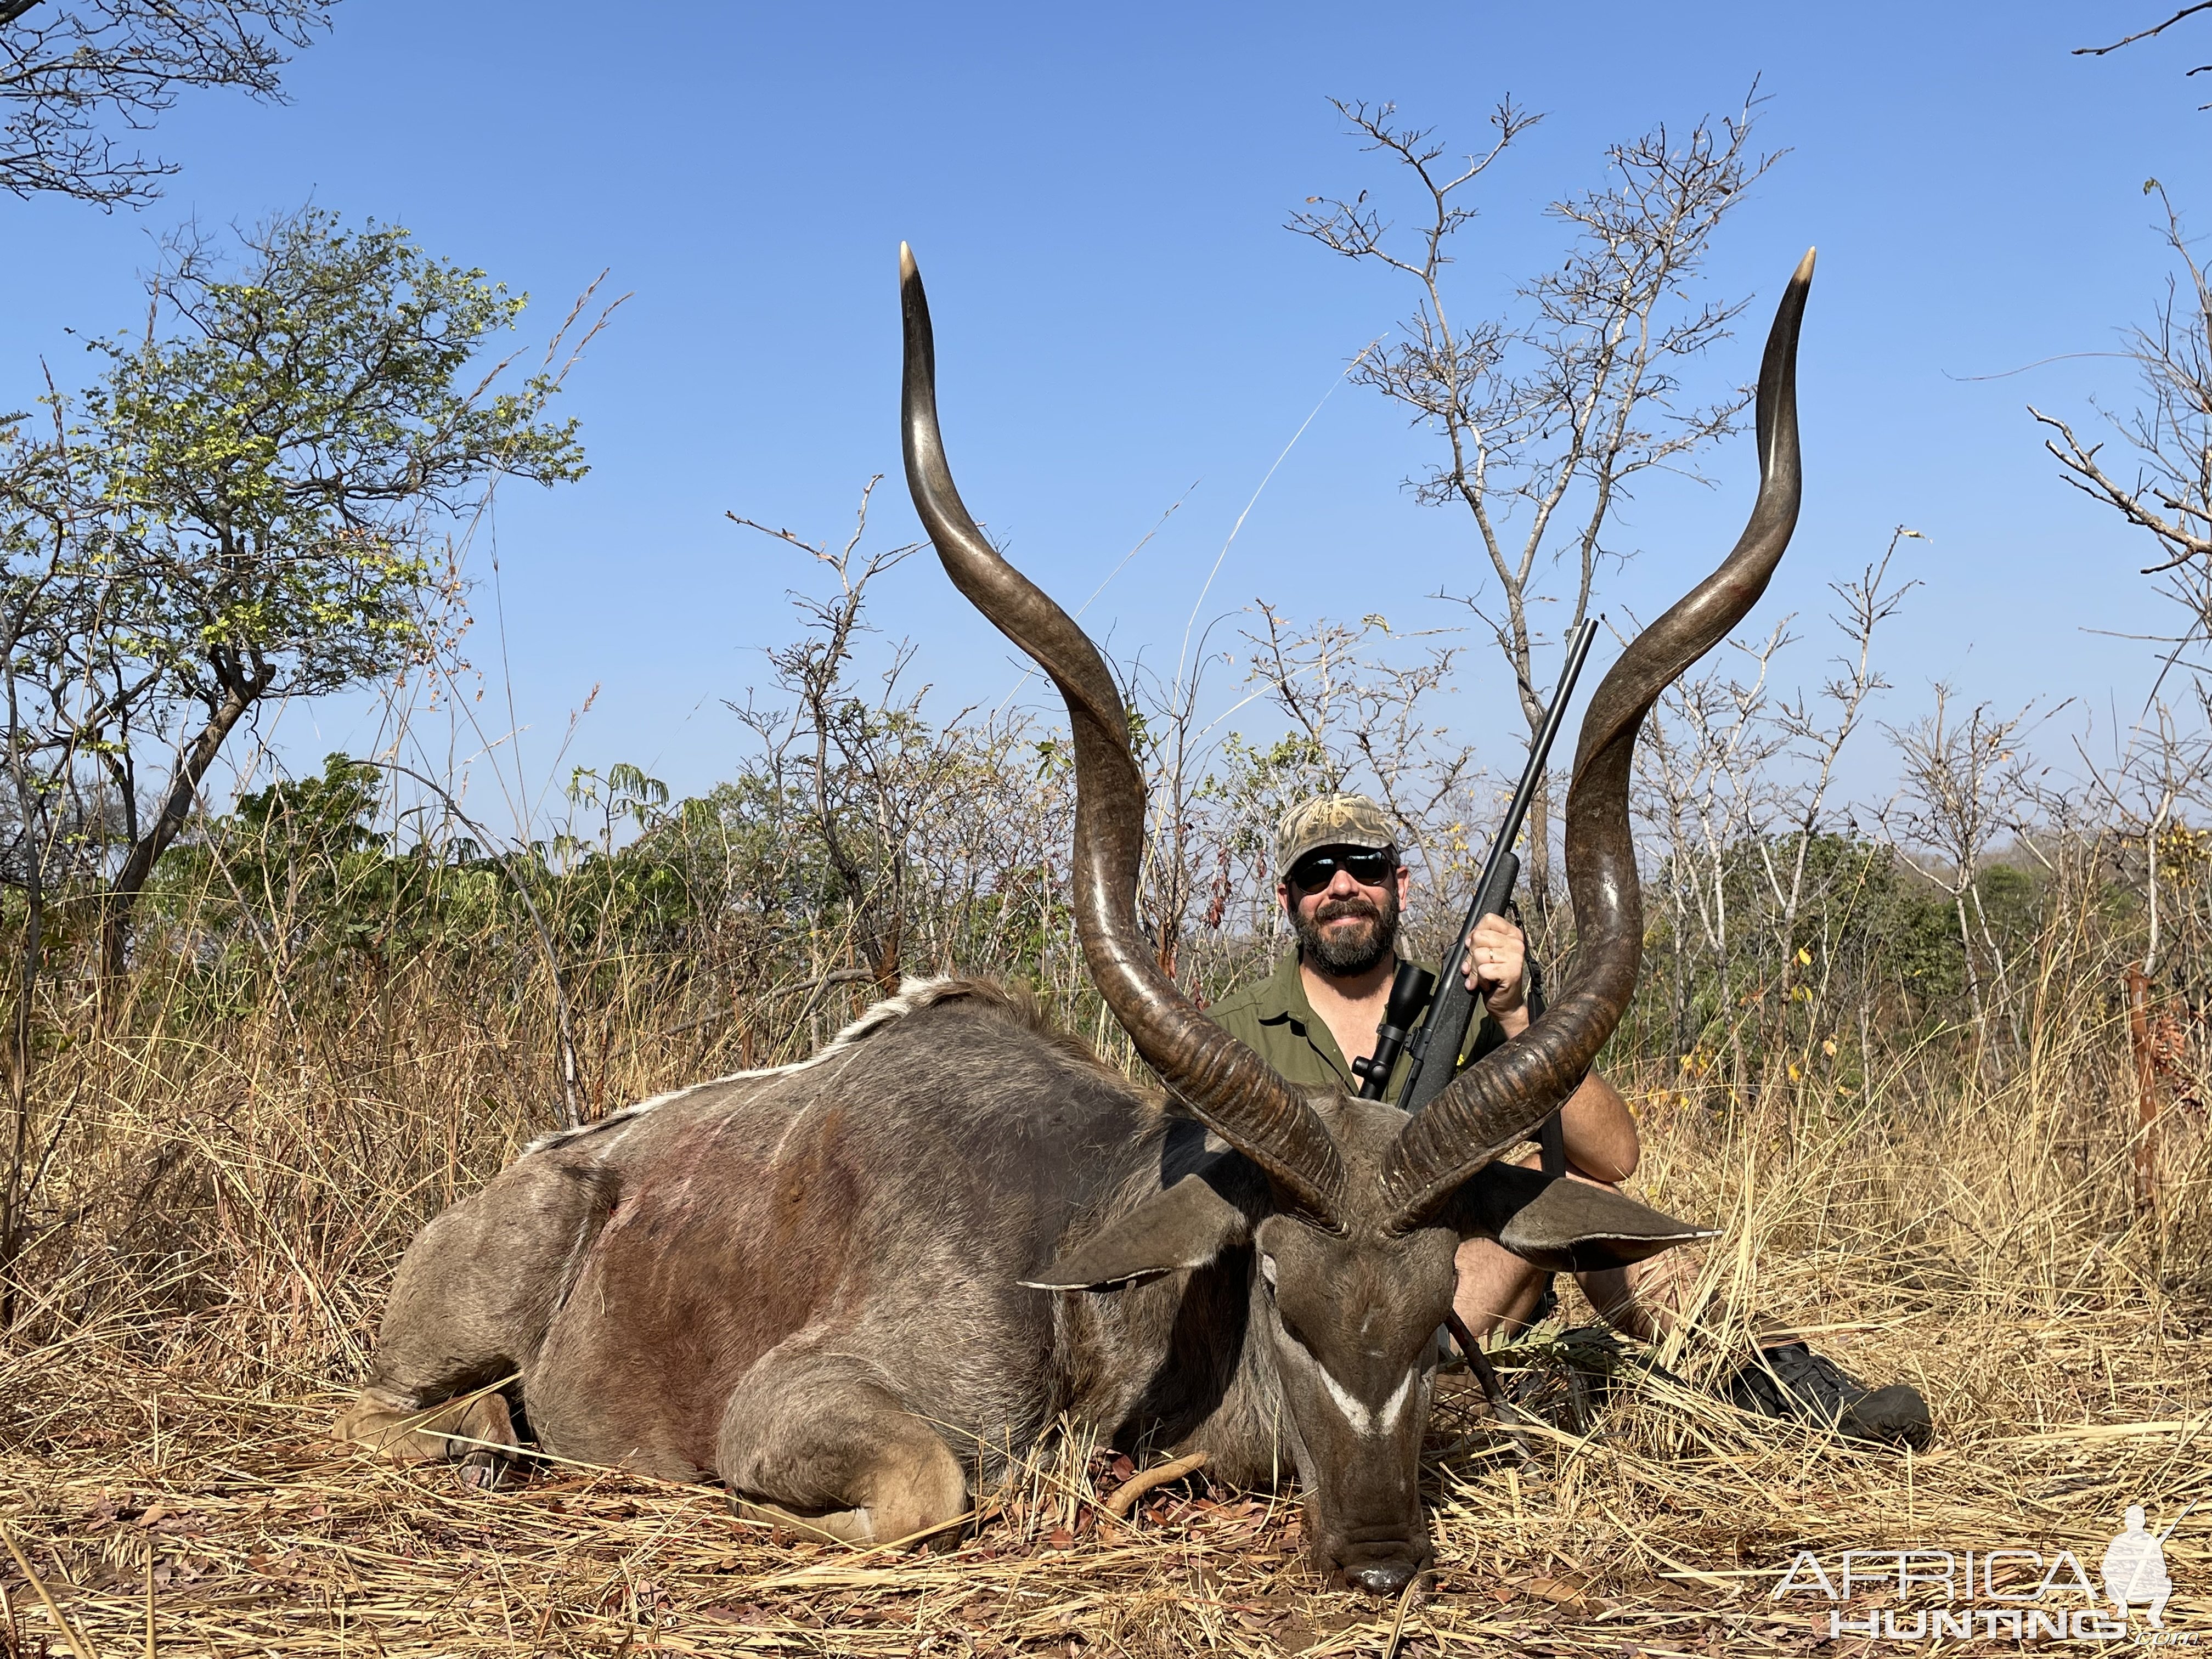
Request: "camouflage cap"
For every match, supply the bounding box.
[1275,792,1397,874]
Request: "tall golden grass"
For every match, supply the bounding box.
[0,877,2207,1656]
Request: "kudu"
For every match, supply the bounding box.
[337,243,1813,1595]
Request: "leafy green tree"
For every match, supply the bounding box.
[5,209,590,986]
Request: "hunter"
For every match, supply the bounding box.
[1209,791,1932,1448]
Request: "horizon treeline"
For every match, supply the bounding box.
[19,524,2200,1136]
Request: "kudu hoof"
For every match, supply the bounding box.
[455,1454,507,1491]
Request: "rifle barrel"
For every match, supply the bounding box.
[1397,618,1599,1113]
[1492,619,1600,883]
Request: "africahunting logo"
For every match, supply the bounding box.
[1771,1504,2193,1645]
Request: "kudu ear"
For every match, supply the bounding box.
[1446,1162,1715,1274]
[1020,1173,1250,1291]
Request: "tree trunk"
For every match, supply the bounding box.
[2126,968,2162,1214]
[1952,890,1987,1066]
[99,670,268,1007]
[870,899,904,995]
[1525,770,1551,921]
[1,726,39,1330]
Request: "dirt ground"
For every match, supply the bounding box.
[5,1286,2208,1657]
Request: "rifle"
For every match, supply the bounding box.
[1390,617,1600,1116]
[1352,961,1436,1099]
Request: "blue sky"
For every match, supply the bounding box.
[3,1,2207,833]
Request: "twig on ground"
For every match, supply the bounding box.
[1104,1451,1211,1519]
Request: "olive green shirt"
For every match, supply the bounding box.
[1209,950,1508,1106]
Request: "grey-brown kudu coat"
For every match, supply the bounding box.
[338,245,1817,1595]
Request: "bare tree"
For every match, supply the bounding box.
[1629,531,1915,1087]
[1883,689,2047,1058]
[1634,619,1790,1075]
[1,0,337,208]
[1227,605,1477,929]
[1290,92,1779,910]
[1239,607,1472,837]
[2070,702,2208,980]
[1119,613,1229,986]
[729,481,956,996]
[1754,531,1921,1017]
[2032,186,2211,629]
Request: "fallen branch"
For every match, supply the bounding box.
[1104,1449,1210,1519]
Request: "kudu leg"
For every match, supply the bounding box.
[336,1153,611,1484]
[716,1345,969,1549]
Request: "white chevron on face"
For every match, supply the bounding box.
[1299,1342,1418,1439]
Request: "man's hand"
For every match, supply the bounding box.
[1463,913,1528,1033]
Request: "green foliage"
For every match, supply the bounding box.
[1206,732,1333,869]
[229,752,385,864]
[0,210,597,975]
[1622,824,2104,1094]
[72,209,586,703]
[155,754,470,973]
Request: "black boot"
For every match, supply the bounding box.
[1725,1341,1933,1449]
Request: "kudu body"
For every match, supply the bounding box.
[339,245,1814,1593]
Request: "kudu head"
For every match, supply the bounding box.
[899,241,1812,1594]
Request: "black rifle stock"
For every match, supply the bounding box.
[1395,618,1599,1116]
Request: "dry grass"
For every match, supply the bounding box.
[3,978,2210,1657]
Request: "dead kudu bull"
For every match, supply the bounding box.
[338,244,1815,1594]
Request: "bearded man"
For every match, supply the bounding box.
[1207,792,1931,1448]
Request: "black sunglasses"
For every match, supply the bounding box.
[1286,847,1398,894]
